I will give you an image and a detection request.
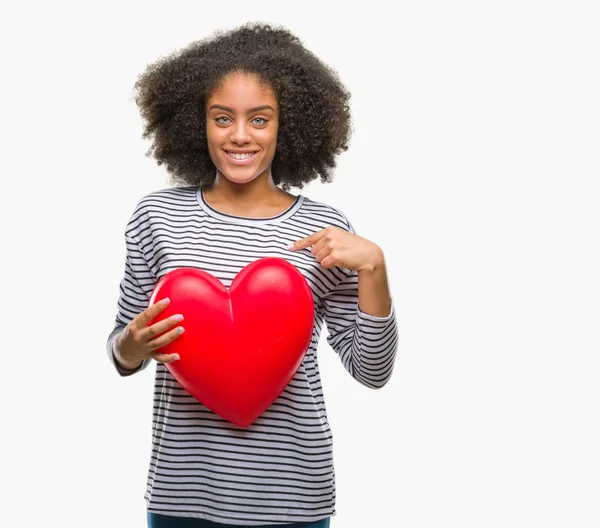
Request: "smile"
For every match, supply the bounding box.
[224,150,259,165]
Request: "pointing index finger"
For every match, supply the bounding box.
[290,229,326,250]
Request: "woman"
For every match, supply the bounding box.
[107,22,398,527]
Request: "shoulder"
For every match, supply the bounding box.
[126,186,197,231]
[298,195,355,234]
[135,186,197,210]
[130,186,197,216]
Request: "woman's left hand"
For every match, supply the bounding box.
[287,226,383,272]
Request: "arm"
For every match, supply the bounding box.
[106,233,155,377]
[319,231,398,389]
[357,248,393,318]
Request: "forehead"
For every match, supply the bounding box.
[206,71,277,108]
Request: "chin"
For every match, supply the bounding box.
[218,170,261,185]
[217,163,271,184]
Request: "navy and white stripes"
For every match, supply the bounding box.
[106,186,398,525]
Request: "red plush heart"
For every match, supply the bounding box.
[147,257,315,428]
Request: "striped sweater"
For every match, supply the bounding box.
[106,186,398,526]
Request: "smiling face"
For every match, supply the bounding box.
[205,71,279,186]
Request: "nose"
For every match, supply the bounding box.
[230,121,251,145]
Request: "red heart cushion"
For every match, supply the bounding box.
[147,257,315,428]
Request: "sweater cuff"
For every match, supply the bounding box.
[109,333,147,376]
[357,296,395,322]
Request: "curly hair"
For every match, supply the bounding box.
[132,22,353,191]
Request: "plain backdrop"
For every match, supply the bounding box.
[1,1,598,527]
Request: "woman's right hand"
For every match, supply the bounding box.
[114,298,185,369]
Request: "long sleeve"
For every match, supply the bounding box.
[106,233,156,377]
[319,268,398,389]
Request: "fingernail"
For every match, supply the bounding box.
[162,297,170,305]
[176,327,185,334]
[174,314,184,322]
[286,243,295,250]
[173,354,180,361]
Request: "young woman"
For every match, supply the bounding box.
[107,22,398,528]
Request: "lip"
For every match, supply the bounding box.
[223,150,259,166]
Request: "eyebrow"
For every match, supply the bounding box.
[208,104,275,113]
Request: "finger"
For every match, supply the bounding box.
[289,229,327,250]
[146,325,185,351]
[134,297,171,331]
[142,313,184,341]
[314,247,334,267]
[310,234,331,256]
[152,353,181,364]
[319,253,338,269]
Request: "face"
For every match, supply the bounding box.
[205,71,279,186]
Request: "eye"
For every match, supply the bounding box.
[252,117,268,125]
[215,116,231,124]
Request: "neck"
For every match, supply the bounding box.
[206,170,283,205]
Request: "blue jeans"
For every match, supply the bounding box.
[147,512,330,528]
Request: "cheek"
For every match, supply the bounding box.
[205,139,218,159]
[206,127,226,152]
[206,122,218,141]
[259,127,278,149]
[205,130,222,166]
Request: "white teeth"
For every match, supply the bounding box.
[227,151,256,160]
